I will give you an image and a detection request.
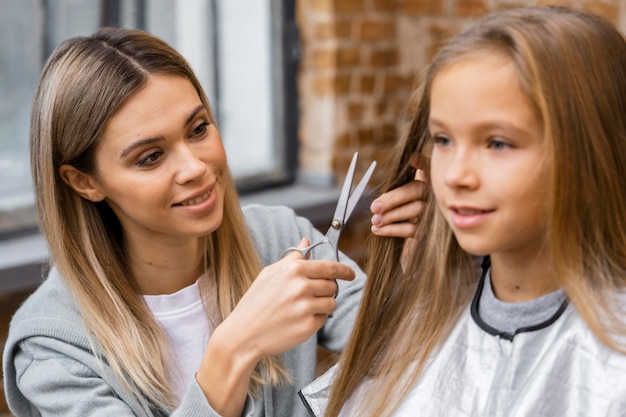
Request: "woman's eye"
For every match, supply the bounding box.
[137,151,163,167]
[192,121,210,137]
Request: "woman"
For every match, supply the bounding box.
[2,27,421,417]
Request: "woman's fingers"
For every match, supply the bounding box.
[372,199,424,227]
[371,221,417,239]
[370,168,428,238]
[371,180,425,215]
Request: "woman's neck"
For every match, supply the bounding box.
[126,236,204,295]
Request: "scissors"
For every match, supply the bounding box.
[282,152,376,314]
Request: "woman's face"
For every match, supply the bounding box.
[428,53,548,261]
[89,74,227,246]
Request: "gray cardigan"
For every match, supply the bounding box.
[3,204,365,417]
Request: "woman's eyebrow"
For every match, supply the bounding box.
[185,104,206,126]
[119,104,206,158]
[119,136,163,158]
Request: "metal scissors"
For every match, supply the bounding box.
[282,152,376,313]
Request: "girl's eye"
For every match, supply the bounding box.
[137,150,163,167]
[432,134,452,147]
[488,138,512,150]
[192,121,210,137]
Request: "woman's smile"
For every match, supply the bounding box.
[90,74,228,242]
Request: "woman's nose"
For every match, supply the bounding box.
[174,144,207,184]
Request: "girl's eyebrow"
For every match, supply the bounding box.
[119,104,206,158]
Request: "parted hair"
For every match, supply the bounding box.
[325,6,626,417]
[30,27,288,410]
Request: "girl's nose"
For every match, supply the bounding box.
[174,144,207,184]
[444,149,479,190]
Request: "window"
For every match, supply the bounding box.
[0,0,298,237]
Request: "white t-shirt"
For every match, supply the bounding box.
[143,279,212,400]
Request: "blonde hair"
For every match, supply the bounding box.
[325,6,626,417]
[31,27,288,410]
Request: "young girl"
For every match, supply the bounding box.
[1,28,421,417]
[300,6,626,417]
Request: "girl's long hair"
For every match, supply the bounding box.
[31,27,288,410]
[325,6,626,417]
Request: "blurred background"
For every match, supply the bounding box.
[1,0,624,414]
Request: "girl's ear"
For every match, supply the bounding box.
[58,164,105,202]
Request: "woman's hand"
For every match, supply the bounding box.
[370,169,427,239]
[196,239,355,417]
[224,240,355,358]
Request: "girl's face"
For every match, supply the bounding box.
[429,53,548,260]
[88,74,227,245]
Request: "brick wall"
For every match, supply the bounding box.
[296,0,626,188]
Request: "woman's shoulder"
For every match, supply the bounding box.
[242,203,314,240]
[242,203,320,264]
[7,267,84,344]
[242,203,297,222]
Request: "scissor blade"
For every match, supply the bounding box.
[332,152,359,223]
[343,159,377,222]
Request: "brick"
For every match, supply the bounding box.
[381,73,405,93]
[314,21,334,39]
[536,0,574,8]
[357,17,397,41]
[348,102,365,122]
[332,151,362,183]
[335,131,354,148]
[370,47,399,67]
[428,23,459,60]
[312,73,353,96]
[373,0,398,12]
[335,19,354,39]
[454,0,489,17]
[311,46,361,69]
[309,0,365,13]
[583,2,620,24]
[375,99,389,117]
[334,0,366,13]
[306,0,335,13]
[312,48,337,69]
[493,1,533,12]
[357,127,375,145]
[374,123,398,144]
[313,19,353,40]
[337,46,361,67]
[359,74,376,94]
[402,0,444,16]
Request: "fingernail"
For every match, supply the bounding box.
[371,214,382,226]
[371,201,382,213]
[415,169,426,182]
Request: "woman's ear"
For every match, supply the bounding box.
[58,164,105,202]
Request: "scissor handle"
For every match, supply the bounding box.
[280,237,339,317]
[280,237,330,260]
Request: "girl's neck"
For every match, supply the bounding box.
[489,251,559,303]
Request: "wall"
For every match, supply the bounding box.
[296,0,626,187]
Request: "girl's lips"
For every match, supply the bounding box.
[449,206,494,228]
